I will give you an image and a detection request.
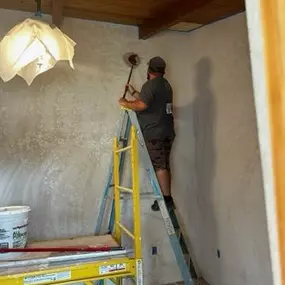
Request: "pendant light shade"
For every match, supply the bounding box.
[0,18,76,85]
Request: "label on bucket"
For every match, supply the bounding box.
[12,224,28,248]
[0,223,28,249]
[24,271,71,284]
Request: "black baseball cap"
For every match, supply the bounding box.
[148,56,166,74]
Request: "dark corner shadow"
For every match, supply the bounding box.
[172,57,219,284]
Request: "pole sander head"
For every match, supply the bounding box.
[122,52,140,98]
[123,52,140,67]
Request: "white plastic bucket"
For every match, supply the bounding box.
[0,206,31,260]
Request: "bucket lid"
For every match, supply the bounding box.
[0,206,31,215]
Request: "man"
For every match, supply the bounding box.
[118,56,175,211]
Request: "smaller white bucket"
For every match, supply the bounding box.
[0,206,31,260]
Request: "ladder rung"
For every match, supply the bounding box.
[116,222,135,239]
[106,194,133,200]
[117,186,133,193]
[116,145,132,153]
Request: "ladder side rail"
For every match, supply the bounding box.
[130,124,144,285]
[130,125,142,260]
[95,166,113,235]
[108,114,131,234]
[114,135,122,243]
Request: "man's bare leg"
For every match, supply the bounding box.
[151,168,175,211]
[156,169,171,196]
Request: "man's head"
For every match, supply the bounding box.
[147,56,166,79]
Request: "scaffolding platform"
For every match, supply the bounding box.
[0,235,136,284]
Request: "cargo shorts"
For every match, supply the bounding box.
[145,137,174,171]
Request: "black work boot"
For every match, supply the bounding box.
[151,200,160,211]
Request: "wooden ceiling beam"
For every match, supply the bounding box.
[138,0,210,40]
[52,0,63,27]
[184,1,246,24]
[63,7,143,25]
[0,1,142,26]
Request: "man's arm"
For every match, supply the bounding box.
[119,82,153,111]
[119,98,148,111]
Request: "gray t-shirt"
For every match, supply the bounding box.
[136,76,175,141]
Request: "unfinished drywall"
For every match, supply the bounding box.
[0,9,272,285]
